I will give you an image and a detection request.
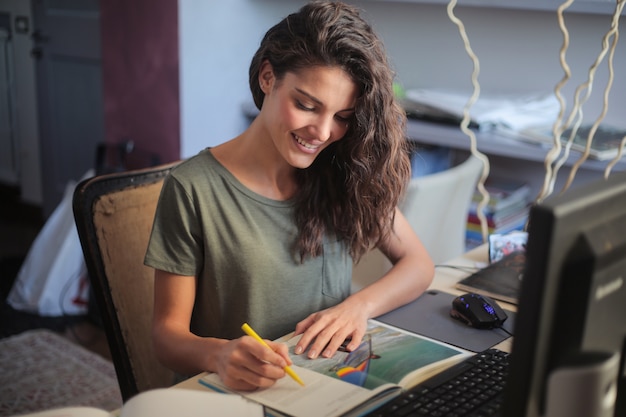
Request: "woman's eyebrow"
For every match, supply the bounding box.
[295,87,355,113]
[295,87,323,106]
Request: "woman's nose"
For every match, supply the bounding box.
[313,115,334,143]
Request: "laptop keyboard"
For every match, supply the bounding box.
[366,349,510,417]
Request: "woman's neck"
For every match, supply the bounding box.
[211,121,298,200]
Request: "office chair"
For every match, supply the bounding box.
[352,154,483,291]
[73,161,180,401]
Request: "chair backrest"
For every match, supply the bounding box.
[400,154,483,265]
[352,155,483,292]
[73,161,180,401]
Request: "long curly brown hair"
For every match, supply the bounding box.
[249,1,411,263]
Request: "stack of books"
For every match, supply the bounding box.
[466,177,531,249]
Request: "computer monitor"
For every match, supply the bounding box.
[502,170,626,417]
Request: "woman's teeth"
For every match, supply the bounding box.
[295,135,316,150]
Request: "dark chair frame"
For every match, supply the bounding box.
[73,162,179,401]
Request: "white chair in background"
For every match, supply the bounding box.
[352,154,484,292]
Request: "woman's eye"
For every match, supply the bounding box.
[295,100,314,111]
[335,114,352,123]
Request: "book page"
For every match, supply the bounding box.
[119,388,263,416]
[199,366,400,417]
[14,408,110,417]
[284,320,469,390]
[13,389,263,417]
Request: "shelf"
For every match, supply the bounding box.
[405,119,626,172]
[364,0,622,15]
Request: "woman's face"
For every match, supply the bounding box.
[259,62,358,169]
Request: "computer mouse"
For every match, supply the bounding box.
[450,293,508,329]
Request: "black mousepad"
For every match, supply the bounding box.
[375,289,515,353]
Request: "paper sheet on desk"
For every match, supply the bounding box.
[404,88,559,132]
[376,289,515,353]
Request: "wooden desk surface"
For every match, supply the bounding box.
[174,243,513,391]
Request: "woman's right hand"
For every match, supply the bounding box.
[215,336,292,391]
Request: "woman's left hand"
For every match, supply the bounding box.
[293,298,370,359]
[293,208,434,360]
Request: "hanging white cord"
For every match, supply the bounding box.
[446,0,491,243]
[601,3,626,179]
[605,136,626,177]
[561,0,625,191]
[443,0,624,240]
[538,0,625,202]
[536,0,574,204]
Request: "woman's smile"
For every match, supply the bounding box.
[293,133,321,153]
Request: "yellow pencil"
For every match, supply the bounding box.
[241,323,305,386]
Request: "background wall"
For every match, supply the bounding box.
[178,0,297,157]
[101,0,180,168]
[179,0,626,158]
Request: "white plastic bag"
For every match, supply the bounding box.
[7,171,93,316]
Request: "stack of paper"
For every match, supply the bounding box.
[517,124,626,161]
[403,88,560,132]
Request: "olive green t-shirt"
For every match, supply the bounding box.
[144,149,352,341]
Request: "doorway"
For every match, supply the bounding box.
[33,0,102,217]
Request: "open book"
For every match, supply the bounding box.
[199,320,470,417]
[18,388,263,417]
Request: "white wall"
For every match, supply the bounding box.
[368,3,625,125]
[179,0,626,158]
[179,0,307,157]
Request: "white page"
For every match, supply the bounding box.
[14,408,110,417]
[119,388,263,417]
[200,365,399,417]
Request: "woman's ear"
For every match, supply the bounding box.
[258,60,275,93]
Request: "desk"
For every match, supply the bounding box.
[173,243,512,392]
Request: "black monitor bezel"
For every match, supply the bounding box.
[502,170,626,417]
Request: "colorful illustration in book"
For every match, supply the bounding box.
[330,335,381,386]
[289,322,465,391]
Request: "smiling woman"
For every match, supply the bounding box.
[255,64,357,171]
[145,1,435,392]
